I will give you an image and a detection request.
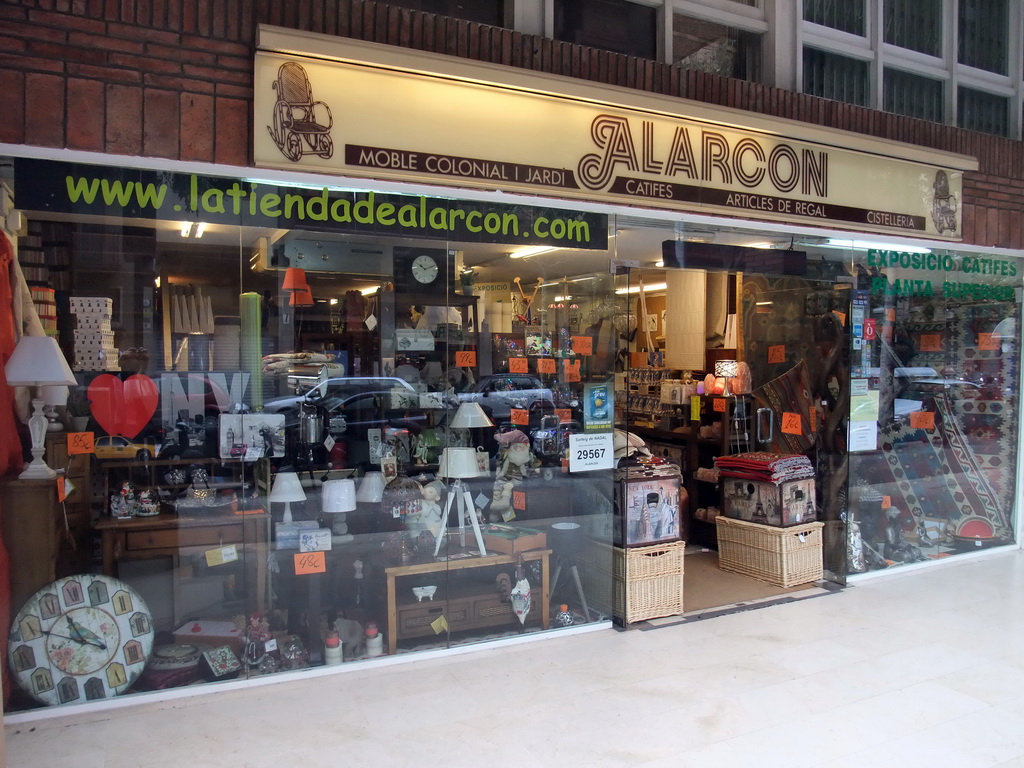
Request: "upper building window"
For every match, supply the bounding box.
[958,86,1009,136]
[958,0,1008,75]
[673,13,763,81]
[884,0,942,57]
[884,68,944,122]
[386,0,505,26]
[803,47,869,106]
[554,0,658,60]
[803,0,866,37]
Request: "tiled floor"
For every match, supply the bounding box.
[7,548,1024,767]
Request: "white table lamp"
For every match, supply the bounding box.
[269,471,306,524]
[356,471,387,503]
[5,336,77,479]
[322,478,357,542]
[449,402,495,429]
[434,447,487,556]
[41,385,69,432]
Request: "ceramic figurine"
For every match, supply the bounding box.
[554,603,574,627]
[137,489,159,517]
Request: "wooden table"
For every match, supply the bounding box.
[384,548,551,655]
[94,511,271,614]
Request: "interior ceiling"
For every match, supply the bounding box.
[148,217,797,290]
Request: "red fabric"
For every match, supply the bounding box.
[0,233,19,708]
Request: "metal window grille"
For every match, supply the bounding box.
[883,0,942,57]
[803,47,870,106]
[803,0,866,36]
[883,68,944,122]
[958,0,1008,75]
[957,86,1009,136]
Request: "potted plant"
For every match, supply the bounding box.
[67,387,91,432]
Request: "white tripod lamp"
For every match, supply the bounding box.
[434,447,488,556]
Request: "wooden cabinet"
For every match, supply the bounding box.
[0,476,59,617]
[45,431,93,574]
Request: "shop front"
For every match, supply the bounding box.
[1,27,1019,716]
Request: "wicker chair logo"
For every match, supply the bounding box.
[267,62,334,162]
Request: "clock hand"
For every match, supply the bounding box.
[42,629,107,650]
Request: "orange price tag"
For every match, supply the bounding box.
[555,408,572,423]
[919,334,942,352]
[713,398,727,413]
[537,358,556,374]
[768,345,786,364]
[563,359,582,383]
[885,308,896,322]
[781,412,802,435]
[509,357,529,373]
[57,476,70,503]
[294,551,326,575]
[978,332,999,351]
[909,411,935,430]
[832,311,846,326]
[571,335,593,355]
[881,496,892,509]
[67,432,95,455]
[454,350,477,367]
[510,408,529,426]
[513,490,526,511]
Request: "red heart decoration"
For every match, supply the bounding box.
[88,374,159,438]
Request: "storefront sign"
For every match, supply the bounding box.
[253,43,969,239]
[13,158,607,251]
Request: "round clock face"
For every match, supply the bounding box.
[9,574,155,706]
[411,254,440,284]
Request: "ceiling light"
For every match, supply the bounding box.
[359,286,379,296]
[655,260,664,267]
[824,238,931,254]
[180,221,206,239]
[615,282,668,295]
[510,245,560,259]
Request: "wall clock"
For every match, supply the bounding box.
[8,574,155,706]
[393,247,453,295]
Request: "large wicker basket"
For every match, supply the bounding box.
[715,517,823,587]
[612,540,685,623]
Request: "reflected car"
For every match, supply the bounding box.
[93,435,157,460]
[263,376,419,417]
[455,374,555,420]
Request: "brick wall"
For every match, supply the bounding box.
[1,0,1022,249]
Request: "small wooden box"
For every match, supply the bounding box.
[481,524,547,555]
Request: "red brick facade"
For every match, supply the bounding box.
[1,0,1022,249]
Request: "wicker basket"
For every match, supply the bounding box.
[715,517,823,587]
[612,540,685,623]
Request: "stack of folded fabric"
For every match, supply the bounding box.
[714,452,814,484]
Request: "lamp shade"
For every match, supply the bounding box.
[321,478,356,514]
[289,286,315,307]
[281,267,309,292]
[449,401,495,429]
[41,385,69,407]
[6,336,76,386]
[269,471,306,503]
[355,471,387,503]
[437,447,480,479]
[715,359,739,379]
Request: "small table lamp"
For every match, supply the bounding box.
[322,478,356,542]
[449,401,495,429]
[269,471,306,524]
[41,385,70,432]
[355,471,386,503]
[715,359,739,397]
[5,336,77,479]
[434,446,487,556]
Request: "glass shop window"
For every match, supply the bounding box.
[958,86,1010,137]
[884,68,944,123]
[958,0,1008,75]
[884,0,942,57]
